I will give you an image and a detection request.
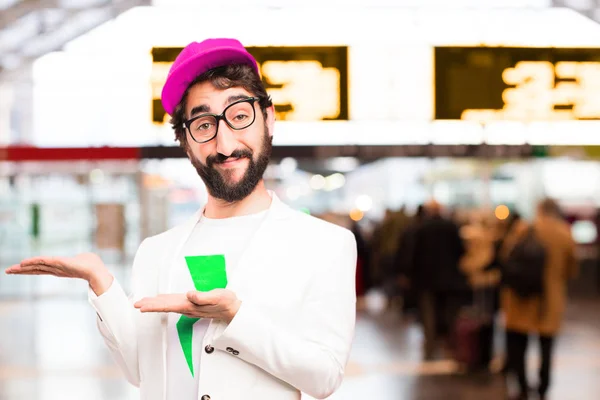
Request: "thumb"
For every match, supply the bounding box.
[186,291,200,304]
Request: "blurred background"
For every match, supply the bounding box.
[1,0,600,399]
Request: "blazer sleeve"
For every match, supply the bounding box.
[212,229,357,399]
[88,238,149,387]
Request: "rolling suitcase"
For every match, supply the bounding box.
[452,289,493,370]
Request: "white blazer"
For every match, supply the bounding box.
[88,193,357,400]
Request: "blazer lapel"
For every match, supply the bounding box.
[157,207,203,299]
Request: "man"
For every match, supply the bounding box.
[5,38,357,400]
[500,198,578,400]
[409,200,467,360]
[393,204,425,314]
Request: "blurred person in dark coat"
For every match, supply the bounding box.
[410,200,467,360]
[369,208,410,293]
[393,204,426,314]
[500,199,578,400]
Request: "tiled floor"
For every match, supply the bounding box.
[1,259,599,399]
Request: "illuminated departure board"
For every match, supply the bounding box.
[434,47,600,121]
[151,46,348,124]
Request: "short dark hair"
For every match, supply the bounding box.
[169,64,273,149]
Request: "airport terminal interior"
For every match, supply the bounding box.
[2,1,600,399]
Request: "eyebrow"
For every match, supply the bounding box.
[188,94,255,118]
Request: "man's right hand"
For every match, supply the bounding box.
[5,252,114,296]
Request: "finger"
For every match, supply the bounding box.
[134,298,160,310]
[134,295,175,308]
[31,265,66,276]
[133,297,151,308]
[134,301,157,310]
[20,256,63,267]
[139,300,189,313]
[22,258,72,275]
[181,303,222,318]
[139,305,182,313]
[182,312,211,319]
[5,264,21,274]
[12,271,59,277]
[186,291,218,306]
[13,264,61,274]
[6,265,61,277]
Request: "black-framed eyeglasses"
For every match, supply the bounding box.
[183,96,260,144]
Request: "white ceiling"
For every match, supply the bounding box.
[1,0,598,81]
[0,0,151,79]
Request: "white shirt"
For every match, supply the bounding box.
[166,209,268,400]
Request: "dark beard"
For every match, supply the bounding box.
[189,127,272,203]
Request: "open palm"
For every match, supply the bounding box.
[5,252,103,281]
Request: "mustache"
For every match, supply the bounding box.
[206,148,253,167]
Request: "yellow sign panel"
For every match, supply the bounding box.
[434,47,600,122]
[462,61,600,121]
[151,46,348,124]
[261,60,341,121]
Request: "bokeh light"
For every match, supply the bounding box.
[349,208,364,221]
[495,204,510,220]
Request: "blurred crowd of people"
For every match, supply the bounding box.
[347,199,578,400]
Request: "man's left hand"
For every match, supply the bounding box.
[133,289,241,323]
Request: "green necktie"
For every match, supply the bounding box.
[177,255,227,377]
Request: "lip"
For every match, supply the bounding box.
[217,157,247,168]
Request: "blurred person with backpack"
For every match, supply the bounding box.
[500,199,579,400]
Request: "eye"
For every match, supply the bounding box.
[195,122,213,131]
[225,101,254,125]
[233,113,249,121]
[191,116,215,132]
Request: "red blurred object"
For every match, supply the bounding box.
[356,257,365,297]
[0,146,139,161]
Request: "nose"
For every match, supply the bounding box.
[215,119,237,157]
